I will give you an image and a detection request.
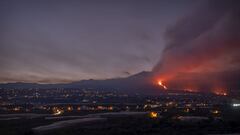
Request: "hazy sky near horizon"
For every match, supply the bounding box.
[0,0,197,83]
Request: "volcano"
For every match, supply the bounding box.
[1,70,239,96]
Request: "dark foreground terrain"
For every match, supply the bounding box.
[1,112,240,135]
[1,89,240,135]
[37,117,240,135]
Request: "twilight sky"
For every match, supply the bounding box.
[0,0,197,83]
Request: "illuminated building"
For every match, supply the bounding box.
[149,112,158,118]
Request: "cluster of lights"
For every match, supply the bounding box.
[149,112,158,118]
[213,89,228,96]
[232,103,240,107]
[52,108,64,115]
[211,110,220,114]
[215,92,227,96]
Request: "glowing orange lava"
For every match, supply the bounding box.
[183,88,198,93]
[158,80,167,90]
[213,89,228,96]
[214,92,227,96]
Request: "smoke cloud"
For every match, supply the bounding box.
[153,0,240,92]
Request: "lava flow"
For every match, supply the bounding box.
[158,80,167,90]
[213,89,228,96]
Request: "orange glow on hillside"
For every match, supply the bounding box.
[157,80,167,90]
[183,88,198,93]
[213,89,227,96]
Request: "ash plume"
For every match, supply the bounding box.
[153,0,240,91]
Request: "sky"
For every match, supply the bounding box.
[0,0,197,83]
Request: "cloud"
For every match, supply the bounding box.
[2,0,187,83]
[153,0,240,91]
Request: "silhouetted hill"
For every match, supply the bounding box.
[0,71,162,94]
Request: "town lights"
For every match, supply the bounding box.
[149,112,158,118]
[52,107,64,115]
[232,103,240,107]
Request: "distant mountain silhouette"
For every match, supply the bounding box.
[0,71,163,94]
[1,70,240,96]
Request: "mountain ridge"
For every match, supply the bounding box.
[0,71,161,94]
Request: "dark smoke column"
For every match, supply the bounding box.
[153,0,240,92]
